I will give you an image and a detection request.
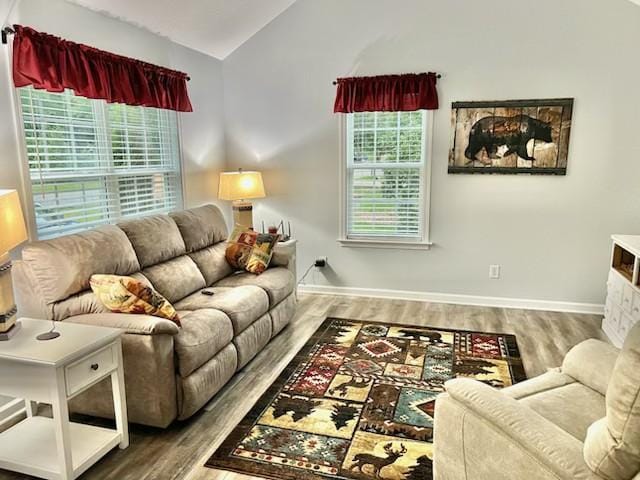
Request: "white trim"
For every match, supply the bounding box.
[337,238,432,250]
[6,40,38,241]
[13,88,184,239]
[423,110,434,244]
[297,284,604,315]
[338,111,434,247]
[176,111,187,210]
[338,114,347,241]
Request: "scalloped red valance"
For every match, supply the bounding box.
[334,72,439,113]
[12,25,193,112]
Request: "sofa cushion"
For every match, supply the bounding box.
[118,215,186,268]
[174,286,269,335]
[562,338,620,396]
[584,322,640,480]
[177,343,237,420]
[214,267,295,307]
[52,290,109,321]
[520,382,605,441]
[233,313,272,369]
[21,225,140,304]
[173,309,234,377]
[169,205,228,253]
[503,369,576,401]
[270,292,296,337]
[142,256,206,304]
[51,272,151,321]
[188,242,233,286]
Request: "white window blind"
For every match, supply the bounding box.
[19,87,183,239]
[346,111,427,240]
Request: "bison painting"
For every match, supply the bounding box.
[449,98,573,175]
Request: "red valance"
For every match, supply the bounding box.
[12,25,193,112]
[334,72,438,113]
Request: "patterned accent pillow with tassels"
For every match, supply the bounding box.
[89,274,180,325]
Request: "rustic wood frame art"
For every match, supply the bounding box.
[448,98,574,175]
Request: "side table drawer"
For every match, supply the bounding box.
[65,344,116,396]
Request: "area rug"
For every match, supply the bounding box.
[206,317,526,480]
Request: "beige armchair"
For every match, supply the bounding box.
[433,322,640,480]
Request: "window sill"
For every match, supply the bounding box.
[337,238,432,250]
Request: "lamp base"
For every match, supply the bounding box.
[0,257,18,334]
[0,321,21,341]
[232,201,254,229]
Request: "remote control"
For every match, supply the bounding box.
[201,290,215,296]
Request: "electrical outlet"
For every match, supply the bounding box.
[489,264,501,279]
[315,256,328,268]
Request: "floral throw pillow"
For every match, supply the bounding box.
[225,225,279,274]
[89,274,180,326]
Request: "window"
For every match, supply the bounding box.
[19,87,183,239]
[341,110,431,247]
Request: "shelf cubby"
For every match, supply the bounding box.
[612,244,635,282]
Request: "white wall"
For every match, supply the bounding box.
[222,0,640,305]
[0,0,228,235]
[1,0,638,307]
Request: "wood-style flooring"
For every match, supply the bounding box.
[0,293,607,480]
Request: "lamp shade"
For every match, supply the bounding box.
[218,170,266,201]
[0,190,28,254]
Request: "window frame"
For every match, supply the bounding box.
[12,86,186,241]
[338,110,434,250]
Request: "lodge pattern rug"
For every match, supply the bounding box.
[206,318,526,480]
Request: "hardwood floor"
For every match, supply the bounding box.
[0,293,606,480]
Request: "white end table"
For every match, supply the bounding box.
[0,318,128,480]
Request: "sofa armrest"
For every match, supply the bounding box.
[64,313,180,336]
[561,338,619,395]
[271,239,297,279]
[444,378,595,479]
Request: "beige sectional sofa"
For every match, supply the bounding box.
[12,205,297,427]
[434,322,640,480]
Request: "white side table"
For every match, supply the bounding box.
[0,318,128,480]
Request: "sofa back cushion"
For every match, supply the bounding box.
[584,322,640,480]
[169,205,227,253]
[21,225,140,304]
[17,206,231,320]
[142,256,206,304]
[170,205,232,286]
[118,215,186,268]
[188,243,232,286]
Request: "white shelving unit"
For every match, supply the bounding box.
[602,235,640,347]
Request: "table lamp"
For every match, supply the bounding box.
[0,190,28,340]
[218,168,266,229]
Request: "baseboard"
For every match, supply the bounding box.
[297,284,604,315]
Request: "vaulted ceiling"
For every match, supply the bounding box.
[66,0,640,59]
[66,0,297,59]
